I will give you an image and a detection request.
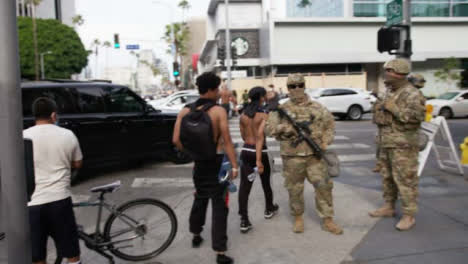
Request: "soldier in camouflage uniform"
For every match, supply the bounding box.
[369,59,426,231]
[265,74,343,235]
[408,73,426,89]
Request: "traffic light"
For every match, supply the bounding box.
[173,62,180,77]
[218,46,225,66]
[377,27,401,53]
[231,46,238,66]
[114,34,120,49]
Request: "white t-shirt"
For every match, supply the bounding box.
[23,124,83,206]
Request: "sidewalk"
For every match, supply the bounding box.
[2,169,468,264]
[75,171,382,264]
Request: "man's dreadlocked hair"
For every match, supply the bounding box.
[243,86,267,118]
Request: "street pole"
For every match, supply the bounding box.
[224,0,232,90]
[400,0,412,61]
[0,0,33,263]
[40,52,45,80]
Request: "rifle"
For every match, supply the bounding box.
[275,108,324,159]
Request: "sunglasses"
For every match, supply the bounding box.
[287,83,305,89]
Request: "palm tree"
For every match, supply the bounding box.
[298,0,312,8]
[102,41,111,79]
[72,15,85,26]
[26,0,42,80]
[91,39,101,79]
[178,0,191,22]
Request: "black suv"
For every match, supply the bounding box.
[22,81,191,180]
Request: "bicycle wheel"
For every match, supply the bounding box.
[103,199,177,261]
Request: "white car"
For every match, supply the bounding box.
[150,92,199,113]
[149,89,198,108]
[279,88,373,120]
[427,90,468,119]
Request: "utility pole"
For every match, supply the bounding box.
[0,0,33,263]
[40,51,52,80]
[224,0,232,90]
[399,0,412,61]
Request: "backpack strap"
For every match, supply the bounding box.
[201,102,216,112]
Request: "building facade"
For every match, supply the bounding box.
[16,0,76,27]
[200,0,468,95]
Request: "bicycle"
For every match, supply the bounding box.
[55,181,177,264]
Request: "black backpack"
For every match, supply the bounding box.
[180,102,217,161]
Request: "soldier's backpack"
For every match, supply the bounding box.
[180,102,217,161]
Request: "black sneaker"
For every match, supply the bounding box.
[240,218,252,233]
[264,204,279,219]
[217,254,234,264]
[192,235,203,248]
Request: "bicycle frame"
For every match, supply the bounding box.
[74,192,145,249]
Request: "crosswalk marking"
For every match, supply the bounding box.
[238,143,370,152]
[230,135,351,141]
[132,178,193,188]
[273,154,375,166]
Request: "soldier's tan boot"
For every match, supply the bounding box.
[322,218,343,235]
[368,203,396,218]
[396,215,415,231]
[293,215,304,233]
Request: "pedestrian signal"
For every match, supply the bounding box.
[377,27,401,53]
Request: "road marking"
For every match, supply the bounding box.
[232,137,275,144]
[243,143,370,152]
[132,178,193,188]
[335,135,349,140]
[273,154,375,166]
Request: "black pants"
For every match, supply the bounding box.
[238,144,274,220]
[221,103,230,115]
[29,197,80,262]
[189,155,229,252]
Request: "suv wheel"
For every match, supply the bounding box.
[439,107,453,119]
[168,147,193,164]
[347,105,363,120]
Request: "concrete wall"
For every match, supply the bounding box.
[215,3,263,30]
[18,0,76,27]
[271,20,468,65]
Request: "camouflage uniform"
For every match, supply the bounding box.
[374,59,426,216]
[265,74,336,218]
[408,73,426,89]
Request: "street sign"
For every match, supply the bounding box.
[221,70,247,79]
[126,44,140,50]
[386,0,403,26]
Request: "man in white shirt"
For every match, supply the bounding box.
[23,97,83,264]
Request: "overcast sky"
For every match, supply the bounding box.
[75,0,211,77]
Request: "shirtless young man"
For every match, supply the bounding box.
[238,87,278,233]
[173,72,238,264]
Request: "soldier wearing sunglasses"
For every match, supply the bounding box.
[265,74,343,235]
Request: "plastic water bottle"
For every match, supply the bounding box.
[218,155,237,193]
[247,167,259,182]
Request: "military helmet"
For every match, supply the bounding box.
[287,73,305,85]
[408,73,426,87]
[383,58,411,75]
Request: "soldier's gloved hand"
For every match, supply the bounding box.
[278,124,297,137]
[383,100,398,113]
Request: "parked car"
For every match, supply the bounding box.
[427,90,468,119]
[150,91,199,113]
[149,89,198,108]
[21,81,192,182]
[279,88,372,120]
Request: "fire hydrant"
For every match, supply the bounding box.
[425,104,433,122]
[461,137,468,166]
